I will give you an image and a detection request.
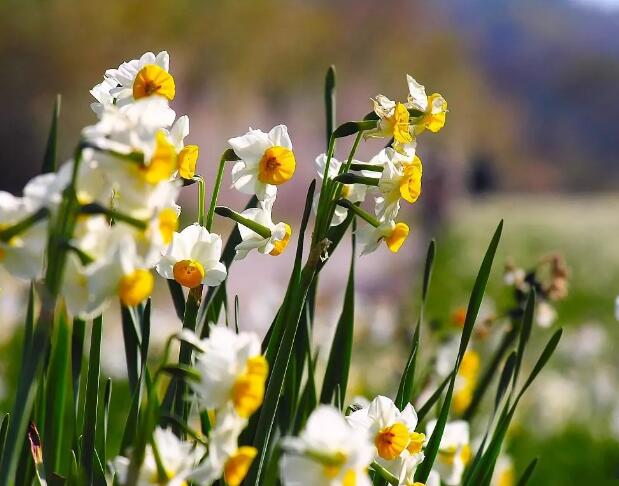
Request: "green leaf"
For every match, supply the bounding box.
[516,457,538,486]
[160,364,201,382]
[332,120,377,138]
[44,308,71,474]
[0,415,9,462]
[41,94,61,174]
[320,229,355,407]
[495,351,517,412]
[415,221,503,484]
[513,290,535,391]
[121,305,142,393]
[325,65,336,147]
[395,239,435,410]
[416,373,451,423]
[81,315,102,484]
[71,319,86,415]
[95,378,111,475]
[244,181,316,484]
[166,280,186,321]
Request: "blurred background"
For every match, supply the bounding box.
[1,0,619,484]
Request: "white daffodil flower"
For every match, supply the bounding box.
[280,405,374,486]
[372,146,422,221]
[91,51,175,113]
[156,223,227,288]
[167,115,199,179]
[229,125,296,201]
[63,223,154,318]
[347,395,425,479]
[406,75,447,134]
[113,427,204,486]
[426,420,471,486]
[313,153,368,226]
[0,192,47,280]
[189,409,257,486]
[234,198,292,260]
[535,300,557,328]
[491,455,515,486]
[182,326,268,419]
[357,219,410,256]
[366,94,414,153]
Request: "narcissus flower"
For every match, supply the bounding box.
[313,154,368,226]
[190,411,257,486]
[113,427,204,486]
[373,146,422,220]
[406,75,447,134]
[91,51,175,112]
[183,326,268,418]
[358,220,410,256]
[63,224,154,318]
[491,456,515,486]
[367,95,414,153]
[347,396,425,479]
[234,198,292,260]
[426,420,471,486]
[156,223,227,288]
[229,125,296,201]
[0,192,47,280]
[280,405,374,486]
[167,115,199,180]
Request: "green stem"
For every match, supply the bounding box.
[332,174,379,186]
[195,176,206,228]
[336,199,380,227]
[214,206,272,239]
[206,151,234,231]
[349,162,383,172]
[0,208,49,242]
[313,134,336,243]
[370,461,400,486]
[79,203,147,230]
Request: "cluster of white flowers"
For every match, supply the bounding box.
[310,74,446,256]
[279,396,471,486]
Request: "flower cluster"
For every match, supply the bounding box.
[279,396,472,486]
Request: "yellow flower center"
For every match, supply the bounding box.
[257,146,296,185]
[452,385,474,415]
[141,131,178,184]
[178,144,199,180]
[439,444,472,466]
[340,184,352,199]
[132,64,176,101]
[269,223,292,256]
[158,208,178,245]
[498,465,515,486]
[374,422,410,460]
[173,259,205,288]
[224,446,258,486]
[423,93,447,133]
[392,102,413,145]
[407,432,426,454]
[385,222,410,253]
[232,355,269,417]
[460,350,480,382]
[118,269,154,307]
[342,469,357,486]
[399,156,423,204]
[461,444,472,465]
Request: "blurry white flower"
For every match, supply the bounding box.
[280,405,374,486]
[535,301,557,328]
[406,75,447,134]
[0,192,47,280]
[347,396,425,479]
[313,153,367,226]
[491,455,515,486]
[426,420,471,486]
[156,224,227,288]
[113,427,203,486]
[183,326,268,419]
[91,51,175,112]
[229,125,295,201]
[357,219,410,256]
[615,295,619,321]
[234,198,292,260]
[63,223,154,318]
[190,410,257,486]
